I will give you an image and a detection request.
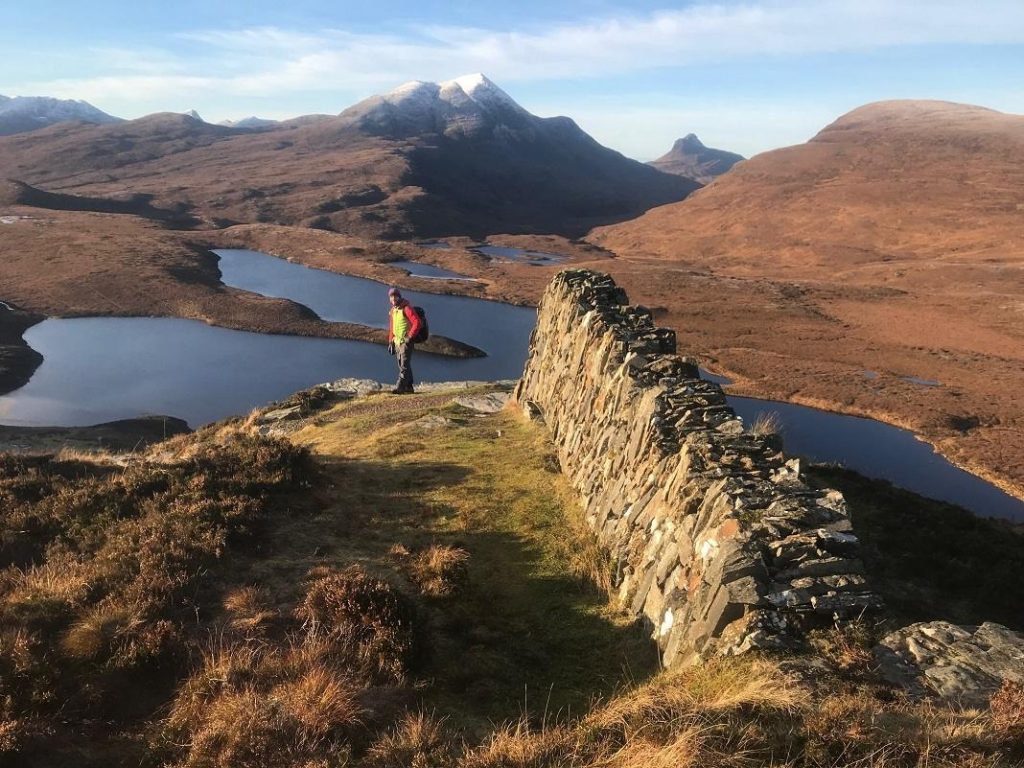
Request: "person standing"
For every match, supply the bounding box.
[387,287,422,394]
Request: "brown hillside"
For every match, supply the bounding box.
[595,100,1024,268]
[0,84,694,239]
[0,115,413,237]
[589,100,1024,497]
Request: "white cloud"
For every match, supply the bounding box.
[2,0,1022,147]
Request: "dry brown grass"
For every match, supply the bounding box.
[749,410,782,438]
[2,391,1022,767]
[808,621,877,673]
[457,653,1024,768]
[295,566,420,682]
[364,711,455,768]
[409,545,470,597]
[162,565,425,768]
[991,680,1024,747]
[0,427,312,759]
[222,585,280,636]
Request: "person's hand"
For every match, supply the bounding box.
[387,341,396,355]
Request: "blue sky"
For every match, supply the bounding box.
[2,0,1022,159]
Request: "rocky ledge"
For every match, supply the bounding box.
[876,621,1024,706]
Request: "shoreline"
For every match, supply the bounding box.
[0,305,44,398]
[710,362,1024,506]
[1,209,1021,509]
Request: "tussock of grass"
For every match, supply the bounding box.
[409,545,471,597]
[222,585,279,636]
[364,711,455,768]
[808,621,877,673]
[749,410,782,437]
[296,566,421,682]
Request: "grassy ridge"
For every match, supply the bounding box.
[0,387,1021,766]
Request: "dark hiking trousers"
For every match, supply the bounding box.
[396,341,414,392]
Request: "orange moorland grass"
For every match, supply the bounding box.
[221,584,281,636]
[457,654,1024,768]
[161,565,423,767]
[363,711,457,768]
[408,544,471,598]
[0,425,313,761]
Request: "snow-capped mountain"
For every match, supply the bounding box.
[332,73,699,235]
[339,73,536,138]
[218,116,279,129]
[0,95,121,136]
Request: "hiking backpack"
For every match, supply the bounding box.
[411,306,429,343]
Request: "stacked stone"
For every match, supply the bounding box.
[515,269,882,665]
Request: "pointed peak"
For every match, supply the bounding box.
[185,109,204,122]
[676,133,704,149]
[449,73,493,94]
[440,73,525,112]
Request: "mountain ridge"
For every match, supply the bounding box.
[0,94,121,136]
[0,73,697,238]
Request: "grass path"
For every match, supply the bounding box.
[273,387,657,734]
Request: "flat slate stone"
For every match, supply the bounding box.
[454,392,512,413]
[875,621,1024,706]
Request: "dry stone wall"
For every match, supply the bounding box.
[515,269,882,665]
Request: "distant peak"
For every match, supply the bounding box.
[448,73,493,94]
[677,133,704,149]
[386,80,433,98]
[379,74,525,113]
[185,109,203,122]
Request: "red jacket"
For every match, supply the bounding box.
[388,299,422,343]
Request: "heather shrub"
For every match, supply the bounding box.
[0,430,312,736]
[991,680,1024,749]
[296,566,420,682]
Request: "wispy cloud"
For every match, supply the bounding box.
[4,1,1023,119]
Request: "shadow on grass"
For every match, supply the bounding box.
[808,464,1024,631]
[422,528,658,735]
[268,452,658,734]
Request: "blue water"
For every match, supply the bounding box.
[472,245,566,265]
[0,250,535,428]
[695,367,1022,521]
[389,260,477,281]
[215,249,534,357]
[728,396,1024,521]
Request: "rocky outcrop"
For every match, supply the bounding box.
[876,621,1024,706]
[515,269,881,664]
